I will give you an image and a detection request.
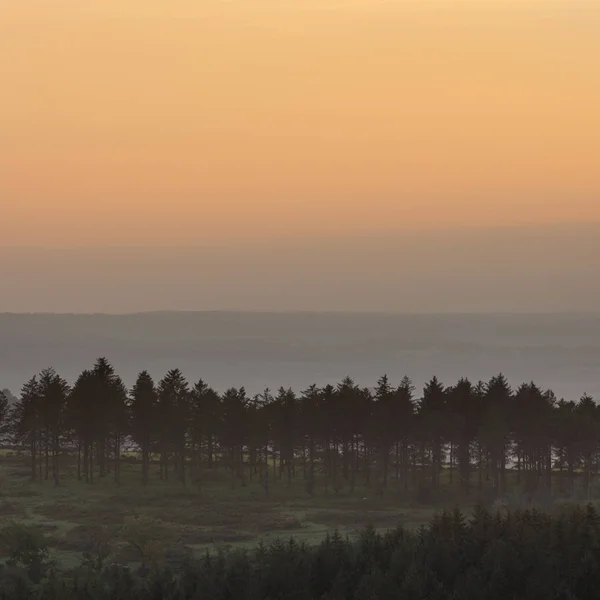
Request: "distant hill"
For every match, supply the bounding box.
[1,312,599,402]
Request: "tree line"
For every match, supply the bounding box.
[3,504,600,599]
[1,357,599,499]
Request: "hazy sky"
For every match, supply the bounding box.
[1,1,599,312]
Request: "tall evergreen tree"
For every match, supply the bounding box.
[130,371,158,486]
[479,374,513,494]
[67,369,98,482]
[272,387,298,486]
[10,376,42,481]
[419,377,447,491]
[157,369,190,484]
[300,384,322,494]
[189,379,222,482]
[221,387,248,488]
[86,358,128,484]
[575,394,599,502]
[372,375,394,487]
[513,382,555,494]
[393,376,415,490]
[37,368,69,485]
[446,378,479,495]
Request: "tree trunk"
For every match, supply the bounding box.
[45,438,49,480]
[382,443,390,487]
[207,435,214,469]
[90,442,95,484]
[53,430,60,486]
[114,433,121,485]
[98,439,105,478]
[83,441,89,483]
[77,440,82,481]
[180,441,187,486]
[30,437,37,482]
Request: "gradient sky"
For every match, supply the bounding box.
[1,1,599,311]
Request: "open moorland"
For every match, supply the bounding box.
[0,451,449,571]
[3,450,600,574]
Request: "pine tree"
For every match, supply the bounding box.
[156,369,190,484]
[419,377,447,491]
[37,368,69,485]
[575,394,599,502]
[446,378,479,495]
[300,384,321,495]
[130,371,158,486]
[479,374,513,495]
[392,376,415,490]
[10,376,42,481]
[221,387,247,488]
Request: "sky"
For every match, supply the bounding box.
[1,0,599,312]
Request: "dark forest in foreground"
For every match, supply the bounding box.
[2,356,600,502]
[3,505,600,600]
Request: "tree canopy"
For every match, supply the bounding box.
[2,359,599,502]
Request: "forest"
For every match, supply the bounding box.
[2,357,600,598]
[1,505,600,599]
[1,357,598,499]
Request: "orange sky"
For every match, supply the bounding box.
[1,0,599,247]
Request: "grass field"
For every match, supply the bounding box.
[0,453,449,570]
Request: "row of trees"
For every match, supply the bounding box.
[4,504,600,599]
[1,357,599,498]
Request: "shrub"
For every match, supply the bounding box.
[119,515,175,570]
[0,521,51,583]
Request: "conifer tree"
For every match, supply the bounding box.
[130,371,158,486]
[10,376,42,481]
[157,369,190,484]
[220,387,248,487]
[419,377,447,490]
[37,368,69,485]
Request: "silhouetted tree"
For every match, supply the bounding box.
[419,376,447,491]
[37,368,69,485]
[300,384,321,495]
[272,387,298,486]
[157,369,190,484]
[130,371,158,486]
[575,394,599,502]
[67,369,98,483]
[446,378,479,495]
[513,382,555,495]
[479,374,513,494]
[220,387,248,488]
[10,376,42,481]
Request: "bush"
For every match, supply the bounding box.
[0,521,52,583]
[78,525,115,571]
[119,515,175,570]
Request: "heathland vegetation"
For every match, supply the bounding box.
[1,358,600,598]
